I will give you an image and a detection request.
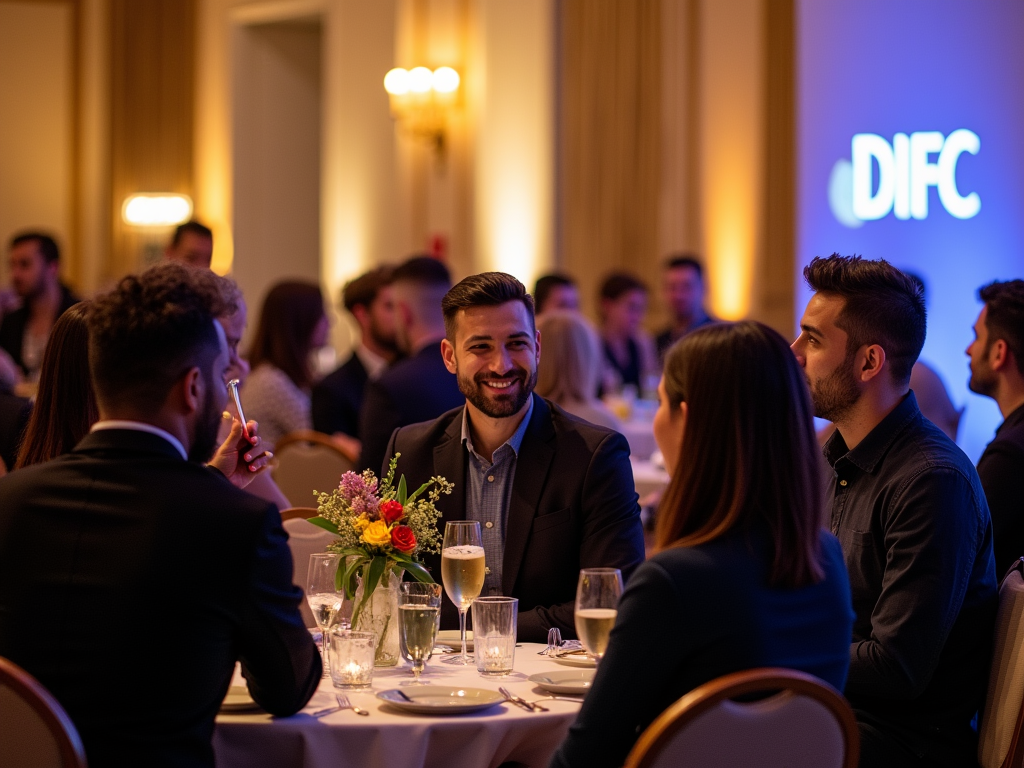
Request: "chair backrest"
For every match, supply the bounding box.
[624,667,859,768]
[979,557,1024,768]
[280,507,319,522]
[272,430,354,507]
[0,657,87,768]
[283,516,338,628]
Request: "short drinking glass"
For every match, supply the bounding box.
[328,629,375,689]
[398,582,443,683]
[440,521,485,665]
[574,568,622,665]
[307,552,343,677]
[473,597,518,676]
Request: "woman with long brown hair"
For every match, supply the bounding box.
[550,321,854,768]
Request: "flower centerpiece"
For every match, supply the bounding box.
[308,453,452,665]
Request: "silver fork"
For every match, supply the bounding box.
[499,686,548,712]
[335,694,370,716]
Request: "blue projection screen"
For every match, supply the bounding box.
[797,0,1024,462]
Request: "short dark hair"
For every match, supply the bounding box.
[979,280,1024,378]
[88,263,234,413]
[342,266,394,314]
[803,254,925,386]
[392,255,451,289]
[599,272,648,302]
[248,281,325,389]
[10,232,60,264]
[442,272,535,340]
[171,220,213,248]
[534,273,576,313]
[665,254,703,279]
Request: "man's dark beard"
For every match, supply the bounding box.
[811,353,861,423]
[968,341,997,397]
[369,318,400,357]
[189,379,224,463]
[458,365,537,418]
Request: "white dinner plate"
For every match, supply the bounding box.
[376,686,505,715]
[552,652,597,668]
[436,630,474,651]
[220,685,262,713]
[528,669,595,695]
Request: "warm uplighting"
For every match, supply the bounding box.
[432,67,460,94]
[383,66,462,151]
[122,194,193,227]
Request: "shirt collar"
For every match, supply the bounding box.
[461,394,535,461]
[90,420,188,460]
[823,390,921,474]
[354,344,388,380]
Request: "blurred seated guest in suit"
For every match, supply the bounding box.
[654,254,714,362]
[164,220,214,270]
[968,279,1024,575]
[535,311,621,431]
[244,281,329,450]
[793,255,996,768]
[0,263,318,768]
[598,272,657,395]
[386,272,645,642]
[359,255,462,472]
[313,266,399,442]
[551,321,854,768]
[0,231,80,382]
[534,273,580,316]
[14,302,94,469]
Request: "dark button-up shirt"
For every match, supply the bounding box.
[823,392,997,760]
[977,402,1024,576]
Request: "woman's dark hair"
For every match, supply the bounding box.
[599,272,647,302]
[655,321,824,588]
[248,281,325,389]
[15,302,97,468]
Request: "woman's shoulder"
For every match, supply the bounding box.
[247,364,300,393]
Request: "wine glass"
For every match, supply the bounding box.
[440,520,485,666]
[574,567,623,665]
[398,582,443,684]
[307,552,343,678]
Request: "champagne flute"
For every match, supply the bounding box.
[574,567,623,665]
[307,552,343,678]
[440,521,485,666]
[398,582,443,684]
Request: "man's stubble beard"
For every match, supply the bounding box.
[810,352,861,424]
[457,362,537,419]
[189,378,225,463]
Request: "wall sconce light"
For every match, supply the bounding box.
[383,66,461,153]
[122,194,193,227]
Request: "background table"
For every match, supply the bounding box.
[214,642,583,768]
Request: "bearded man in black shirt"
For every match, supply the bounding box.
[792,255,997,768]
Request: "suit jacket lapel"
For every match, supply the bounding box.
[502,395,555,595]
[432,409,467,522]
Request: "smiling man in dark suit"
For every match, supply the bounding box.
[0,263,320,768]
[384,272,645,643]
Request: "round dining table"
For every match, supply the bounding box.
[214,642,585,768]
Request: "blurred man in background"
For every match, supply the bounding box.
[655,255,713,362]
[534,273,580,316]
[165,220,214,269]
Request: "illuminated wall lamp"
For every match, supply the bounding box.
[122,194,193,227]
[383,66,461,154]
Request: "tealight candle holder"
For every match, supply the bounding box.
[329,629,375,689]
[472,597,518,676]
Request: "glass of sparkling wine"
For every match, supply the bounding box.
[307,552,343,678]
[440,520,485,666]
[398,582,443,684]
[574,567,623,665]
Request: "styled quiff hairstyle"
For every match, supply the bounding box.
[803,254,925,386]
[979,279,1024,377]
[656,321,824,588]
[441,272,535,340]
[88,262,234,413]
[342,266,394,314]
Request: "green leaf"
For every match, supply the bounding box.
[397,475,408,506]
[352,556,386,627]
[306,517,338,535]
[401,560,434,583]
[332,547,367,559]
[342,555,365,600]
[406,479,433,505]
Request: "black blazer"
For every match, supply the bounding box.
[358,342,464,472]
[311,352,369,437]
[0,429,321,768]
[384,395,646,643]
[0,284,80,376]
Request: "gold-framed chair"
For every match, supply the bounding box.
[272,430,355,508]
[0,656,87,768]
[624,667,859,768]
[979,557,1024,768]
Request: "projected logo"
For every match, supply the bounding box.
[829,130,981,228]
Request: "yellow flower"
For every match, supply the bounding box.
[362,520,392,547]
[352,515,370,532]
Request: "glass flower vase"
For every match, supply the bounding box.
[352,569,401,667]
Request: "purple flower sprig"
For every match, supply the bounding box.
[338,470,382,520]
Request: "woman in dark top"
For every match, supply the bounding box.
[550,321,854,768]
[598,272,657,395]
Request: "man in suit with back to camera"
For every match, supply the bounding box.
[358,255,463,472]
[384,272,646,643]
[0,262,320,768]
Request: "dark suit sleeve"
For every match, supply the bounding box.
[238,503,321,716]
[977,442,1024,575]
[359,379,402,473]
[519,431,646,641]
[311,382,340,436]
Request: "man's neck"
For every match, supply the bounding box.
[834,386,907,451]
[97,409,190,455]
[672,310,704,335]
[994,381,1024,420]
[28,281,61,320]
[361,334,396,364]
[465,399,531,463]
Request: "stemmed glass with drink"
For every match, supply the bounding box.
[440,520,485,666]
[307,552,344,677]
[574,567,623,665]
[398,582,443,684]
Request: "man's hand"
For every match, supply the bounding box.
[209,418,273,489]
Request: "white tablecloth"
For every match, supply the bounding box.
[214,643,582,768]
[630,458,670,499]
[619,419,657,461]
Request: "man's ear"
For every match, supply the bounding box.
[441,338,458,374]
[989,338,1011,372]
[180,366,203,416]
[858,344,888,383]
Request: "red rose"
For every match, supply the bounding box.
[379,500,404,524]
[390,525,417,553]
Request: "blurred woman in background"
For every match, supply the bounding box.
[597,272,657,396]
